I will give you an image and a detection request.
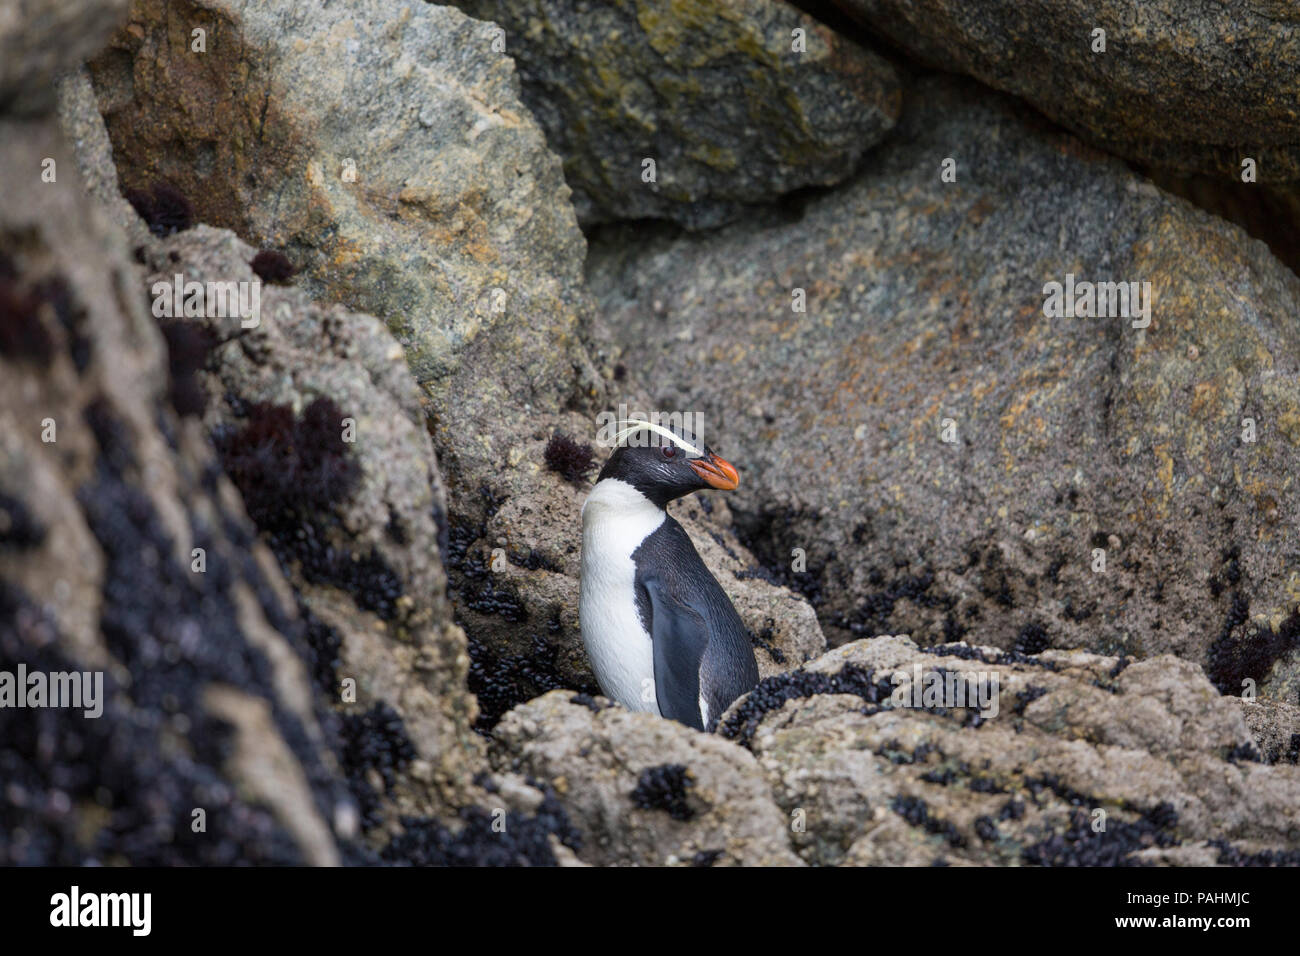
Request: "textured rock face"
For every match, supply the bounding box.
[831,0,1300,181]
[492,690,804,865]
[54,70,489,828]
[86,0,603,512]
[0,0,127,114]
[46,52,602,862]
[720,636,1300,865]
[1234,696,1300,767]
[448,0,901,228]
[492,637,1300,866]
[134,224,486,825]
[590,76,1300,702]
[0,114,351,865]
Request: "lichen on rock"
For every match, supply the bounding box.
[446,0,902,228]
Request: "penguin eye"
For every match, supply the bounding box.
[662,445,676,459]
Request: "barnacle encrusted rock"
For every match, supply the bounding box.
[447,0,902,228]
[56,66,489,825]
[130,223,487,825]
[490,635,1300,866]
[721,636,1300,865]
[833,0,1300,181]
[492,690,805,866]
[589,75,1300,702]
[0,110,351,865]
[86,0,604,517]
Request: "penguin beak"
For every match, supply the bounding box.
[689,452,740,491]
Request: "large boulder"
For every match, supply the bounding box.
[588,76,1300,703]
[55,67,490,828]
[86,0,604,513]
[720,636,1300,865]
[831,0,1300,181]
[492,690,804,865]
[140,224,488,827]
[447,0,902,228]
[0,111,351,865]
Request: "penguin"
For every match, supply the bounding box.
[579,419,759,732]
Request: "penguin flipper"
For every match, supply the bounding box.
[642,575,708,731]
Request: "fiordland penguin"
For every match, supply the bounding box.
[579,419,759,732]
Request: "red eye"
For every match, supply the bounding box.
[662,445,676,458]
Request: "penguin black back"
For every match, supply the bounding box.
[631,516,759,730]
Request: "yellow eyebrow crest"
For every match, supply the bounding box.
[613,418,704,457]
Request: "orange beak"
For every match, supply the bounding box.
[689,452,740,491]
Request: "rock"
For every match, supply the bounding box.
[55,67,141,231]
[492,690,804,865]
[0,111,352,865]
[86,0,603,514]
[1141,169,1300,280]
[43,46,588,861]
[719,636,1300,865]
[378,769,587,866]
[56,48,494,833]
[203,685,341,865]
[448,0,901,228]
[1233,697,1300,766]
[126,223,486,828]
[833,0,1300,181]
[588,75,1300,703]
[0,0,127,115]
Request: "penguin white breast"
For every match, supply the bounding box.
[579,478,665,715]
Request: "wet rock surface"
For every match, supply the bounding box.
[589,76,1300,704]
[447,0,901,228]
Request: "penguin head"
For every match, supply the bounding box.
[596,420,739,509]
